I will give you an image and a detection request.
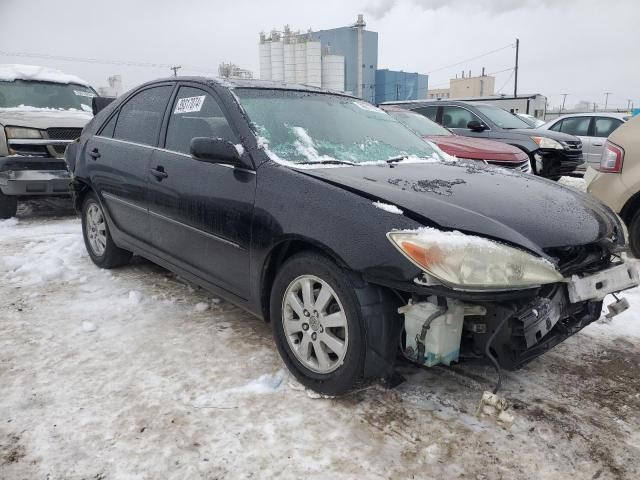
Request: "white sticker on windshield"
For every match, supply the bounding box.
[74,90,96,98]
[174,95,206,114]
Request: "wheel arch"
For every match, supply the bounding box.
[620,190,640,224]
[259,236,351,323]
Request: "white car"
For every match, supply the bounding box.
[539,112,629,171]
[516,113,546,128]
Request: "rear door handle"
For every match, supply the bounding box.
[89,148,101,159]
[592,143,603,147]
[150,166,168,180]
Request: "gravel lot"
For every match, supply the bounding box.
[1,192,639,480]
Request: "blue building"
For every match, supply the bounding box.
[310,16,378,103]
[375,70,429,105]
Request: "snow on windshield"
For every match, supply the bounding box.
[237,90,441,166]
[0,64,90,86]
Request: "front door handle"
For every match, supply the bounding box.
[592,142,603,147]
[150,166,168,180]
[89,148,101,159]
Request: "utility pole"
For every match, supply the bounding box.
[627,99,632,111]
[514,38,519,98]
[170,65,182,77]
[604,92,612,110]
[560,93,568,114]
[593,102,597,112]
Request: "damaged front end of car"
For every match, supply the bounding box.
[386,227,639,384]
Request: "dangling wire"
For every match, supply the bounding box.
[485,315,511,394]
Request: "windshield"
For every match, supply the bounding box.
[236,89,439,164]
[475,104,532,129]
[386,110,452,136]
[0,80,96,111]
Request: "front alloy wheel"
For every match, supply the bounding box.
[282,275,348,374]
[271,252,367,395]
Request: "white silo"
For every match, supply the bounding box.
[321,54,345,92]
[305,40,322,87]
[270,32,284,82]
[259,33,272,80]
[284,42,296,83]
[294,40,307,84]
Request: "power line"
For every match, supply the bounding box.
[424,43,515,75]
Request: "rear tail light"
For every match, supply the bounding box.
[599,141,624,173]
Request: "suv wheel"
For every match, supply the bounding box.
[270,252,367,395]
[81,192,132,268]
[0,191,18,219]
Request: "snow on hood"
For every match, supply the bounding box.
[0,64,90,87]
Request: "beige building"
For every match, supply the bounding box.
[427,73,495,100]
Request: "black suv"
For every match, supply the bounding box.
[382,100,584,179]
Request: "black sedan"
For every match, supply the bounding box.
[381,100,584,179]
[65,78,639,395]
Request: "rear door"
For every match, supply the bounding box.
[147,84,256,299]
[87,84,174,243]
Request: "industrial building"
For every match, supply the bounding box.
[374,70,428,104]
[258,15,427,104]
[427,71,495,100]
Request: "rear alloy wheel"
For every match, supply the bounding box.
[81,192,132,268]
[271,253,366,395]
[0,191,18,219]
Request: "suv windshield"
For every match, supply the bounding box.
[0,80,96,111]
[236,89,438,164]
[475,104,532,129]
[386,110,451,136]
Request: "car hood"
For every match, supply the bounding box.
[425,135,527,162]
[298,160,621,255]
[0,108,92,129]
[509,127,580,143]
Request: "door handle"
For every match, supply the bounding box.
[89,148,101,159]
[150,166,168,180]
[592,143,603,147]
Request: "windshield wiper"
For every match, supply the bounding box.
[385,155,408,164]
[296,159,357,166]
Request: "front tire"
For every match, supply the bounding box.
[270,252,367,396]
[81,192,132,268]
[628,209,640,258]
[0,191,18,219]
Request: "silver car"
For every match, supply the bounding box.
[539,112,629,171]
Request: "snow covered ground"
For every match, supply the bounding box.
[1,194,639,480]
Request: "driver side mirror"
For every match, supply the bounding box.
[467,120,488,131]
[190,137,241,166]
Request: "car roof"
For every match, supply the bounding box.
[140,76,358,99]
[549,112,630,121]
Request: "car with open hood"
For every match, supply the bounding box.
[380,105,531,173]
[65,78,639,395]
[381,99,585,180]
[0,64,95,218]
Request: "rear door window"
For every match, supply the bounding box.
[113,86,172,146]
[594,117,623,138]
[441,106,480,129]
[548,120,563,132]
[414,105,438,122]
[164,86,237,155]
[558,116,591,136]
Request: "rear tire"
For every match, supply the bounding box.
[270,252,367,396]
[628,209,640,258]
[81,192,132,268]
[0,191,18,219]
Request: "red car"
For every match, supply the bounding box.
[381,106,531,172]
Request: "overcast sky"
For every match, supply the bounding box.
[1,0,638,109]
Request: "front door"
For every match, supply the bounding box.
[147,85,256,299]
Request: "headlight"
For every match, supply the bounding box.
[387,228,563,290]
[531,136,563,150]
[5,127,43,139]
